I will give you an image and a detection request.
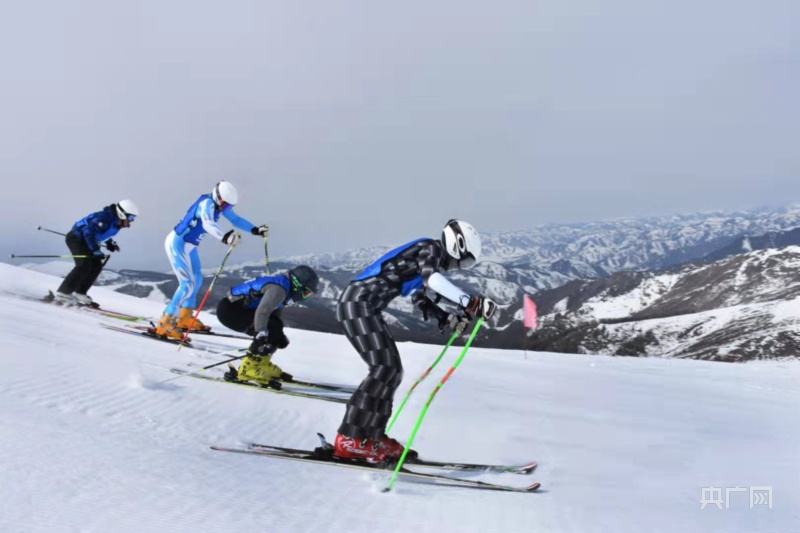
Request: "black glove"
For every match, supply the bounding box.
[222,230,241,246]
[105,239,120,252]
[412,291,446,323]
[280,371,293,382]
[271,332,289,349]
[251,224,269,236]
[464,295,498,320]
[247,334,275,357]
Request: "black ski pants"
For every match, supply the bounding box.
[216,297,257,336]
[57,232,105,295]
[216,297,287,342]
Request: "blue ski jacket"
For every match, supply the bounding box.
[71,205,121,253]
[174,194,255,245]
[229,275,291,309]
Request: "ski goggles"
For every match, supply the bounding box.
[118,206,136,222]
[290,275,314,300]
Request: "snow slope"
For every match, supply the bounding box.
[0,263,797,533]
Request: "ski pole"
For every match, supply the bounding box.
[9,254,95,259]
[385,330,459,433]
[384,318,484,493]
[263,234,270,275]
[37,226,67,237]
[37,226,117,252]
[156,349,248,385]
[178,234,240,350]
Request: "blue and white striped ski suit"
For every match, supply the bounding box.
[163,194,255,316]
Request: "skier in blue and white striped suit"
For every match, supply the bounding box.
[154,181,268,340]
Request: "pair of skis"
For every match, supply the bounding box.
[37,290,149,322]
[100,323,197,348]
[40,290,249,343]
[168,368,354,404]
[127,323,253,341]
[100,321,252,349]
[127,323,252,343]
[98,322,356,404]
[211,434,540,493]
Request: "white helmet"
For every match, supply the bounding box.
[115,199,139,222]
[441,219,481,269]
[212,181,238,207]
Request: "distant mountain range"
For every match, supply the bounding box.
[22,203,800,360]
[284,203,800,287]
[529,246,800,361]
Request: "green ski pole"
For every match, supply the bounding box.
[385,330,459,434]
[383,318,484,492]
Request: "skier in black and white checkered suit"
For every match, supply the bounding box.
[332,220,498,463]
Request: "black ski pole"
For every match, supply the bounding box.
[157,350,248,385]
[10,254,97,259]
[37,226,119,255]
[37,226,67,237]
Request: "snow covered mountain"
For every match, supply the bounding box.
[1,263,798,533]
[529,247,800,360]
[286,203,800,288]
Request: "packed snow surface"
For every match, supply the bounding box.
[0,263,797,532]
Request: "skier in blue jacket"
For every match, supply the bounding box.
[154,181,269,340]
[56,200,140,306]
[215,265,319,386]
[332,220,498,463]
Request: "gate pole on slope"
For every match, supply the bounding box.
[524,328,527,361]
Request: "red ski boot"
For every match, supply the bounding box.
[378,436,406,461]
[333,434,388,463]
[333,433,417,463]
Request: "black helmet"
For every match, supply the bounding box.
[288,265,319,300]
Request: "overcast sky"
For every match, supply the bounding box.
[2,0,799,270]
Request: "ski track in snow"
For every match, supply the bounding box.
[1,263,798,533]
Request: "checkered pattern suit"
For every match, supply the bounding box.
[337,239,445,439]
